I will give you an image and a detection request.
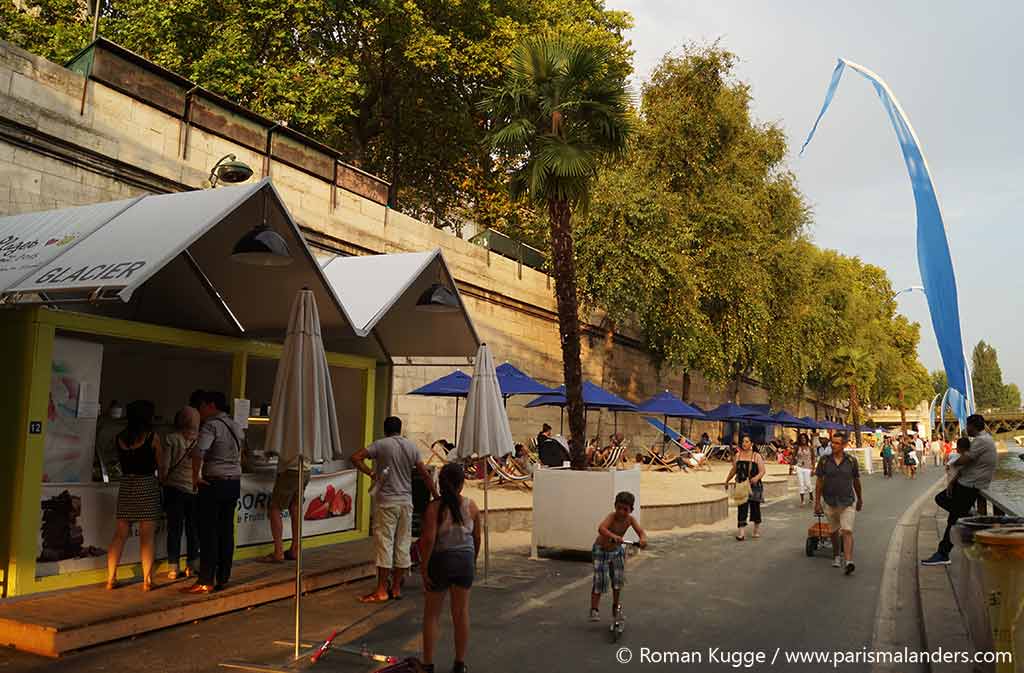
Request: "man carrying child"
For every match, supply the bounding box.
[590,491,647,626]
[922,415,997,566]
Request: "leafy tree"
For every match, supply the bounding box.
[828,346,874,448]
[930,369,948,396]
[575,45,811,400]
[972,340,1008,409]
[483,34,631,468]
[1005,383,1022,410]
[873,316,933,436]
[1,0,633,227]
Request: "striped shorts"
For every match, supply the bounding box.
[592,543,625,594]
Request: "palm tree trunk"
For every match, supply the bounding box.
[850,384,863,448]
[548,198,586,469]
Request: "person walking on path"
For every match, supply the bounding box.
[880,438,894,479]
[794,435,815,506]
[418,463,482,673]
[162,406,200,580]
[352,416,438,603]
[182,391,243,594]
[922,415,998,566]
[814,430,863,575]
[107,400,163,591]
[724,435,766,540]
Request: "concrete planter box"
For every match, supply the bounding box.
[531,467,642,556]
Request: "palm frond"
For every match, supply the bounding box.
[488,118,536,152]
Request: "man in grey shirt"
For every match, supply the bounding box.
[183,391,243,594]
[814,431,863,576]
[351,416,436,602]
[923,415,997,565]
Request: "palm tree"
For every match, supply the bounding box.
[828,347,874,449]
[482,35,631,467]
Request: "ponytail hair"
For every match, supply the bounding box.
[437,463,465,527]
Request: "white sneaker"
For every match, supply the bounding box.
[589,608,600,622]
[832,556,842,568]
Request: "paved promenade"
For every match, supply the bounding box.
[0,469,944,672]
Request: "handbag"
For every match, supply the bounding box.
[730,459,752,506]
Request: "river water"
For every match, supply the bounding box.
[984,446,1024,515]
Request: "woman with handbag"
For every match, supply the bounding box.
[162,406,201,580]
[724,435,766,540]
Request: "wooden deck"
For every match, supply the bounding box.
[0,538,374,658]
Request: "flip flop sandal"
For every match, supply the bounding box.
[257,554,284,564]
[358,594,391,604]
[283,550,298,561]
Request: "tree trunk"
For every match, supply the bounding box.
[850,384,863,448]
[898,388,908,439]
[548,198,586,469]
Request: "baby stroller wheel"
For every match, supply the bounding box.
[805,537,818,557]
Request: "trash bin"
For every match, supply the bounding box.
[956,516,1024,559]
[974,527,1024,673]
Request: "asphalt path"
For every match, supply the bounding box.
[0,468,942,673]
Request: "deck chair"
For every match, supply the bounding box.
[487,455,532,489]
[643,417,709,471]
[593,444,627,470]
[707,444,733,462]
[424,439,453,466]
[643,445,680,471]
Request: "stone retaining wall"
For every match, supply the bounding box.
[0,39,839,450]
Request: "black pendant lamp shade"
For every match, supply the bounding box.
[415,282,459,312]
[231,223,293,266]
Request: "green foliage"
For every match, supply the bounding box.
[971,340,1018,410]
[482,34,632,208]
[482,33,632,465]
[1005,383,1022,410]
[931,369,949,396]
[1,0,632,227]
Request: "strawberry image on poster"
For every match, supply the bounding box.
[305,485,352,521]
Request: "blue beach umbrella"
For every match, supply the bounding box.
[770,410,817,429]
[526,381,638,434]
[411,364,556,442]
[637,390,707,452]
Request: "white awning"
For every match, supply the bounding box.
[0,179,478,361]
[320,250,479,358]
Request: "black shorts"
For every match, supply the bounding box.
[427,550,475,592]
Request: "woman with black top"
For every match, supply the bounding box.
[107,400,163,591]
[723,435,766,540]
[419,463,482,673]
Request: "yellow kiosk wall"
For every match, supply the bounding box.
[0,306,375,597]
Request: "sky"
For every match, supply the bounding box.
[609,0,1024,390]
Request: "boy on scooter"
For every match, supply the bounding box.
[589,491,647,625]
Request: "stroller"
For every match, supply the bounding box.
[805,512,841,557]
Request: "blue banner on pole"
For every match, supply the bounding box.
[801,59,972,425]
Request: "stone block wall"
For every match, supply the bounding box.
[0,39,838,452]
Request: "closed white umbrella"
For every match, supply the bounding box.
[265,289,344,659]
[456,343,513,583]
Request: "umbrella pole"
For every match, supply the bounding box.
[482,457,489,585]
[294,460,303,660]
[662,415,668,455]
[560,408,564,435]
[454,398,459,444]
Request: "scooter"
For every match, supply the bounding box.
[609,542,644,642]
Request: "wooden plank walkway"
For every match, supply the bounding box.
[0,538,374,658]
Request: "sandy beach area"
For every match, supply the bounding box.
[458,461,793,510]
